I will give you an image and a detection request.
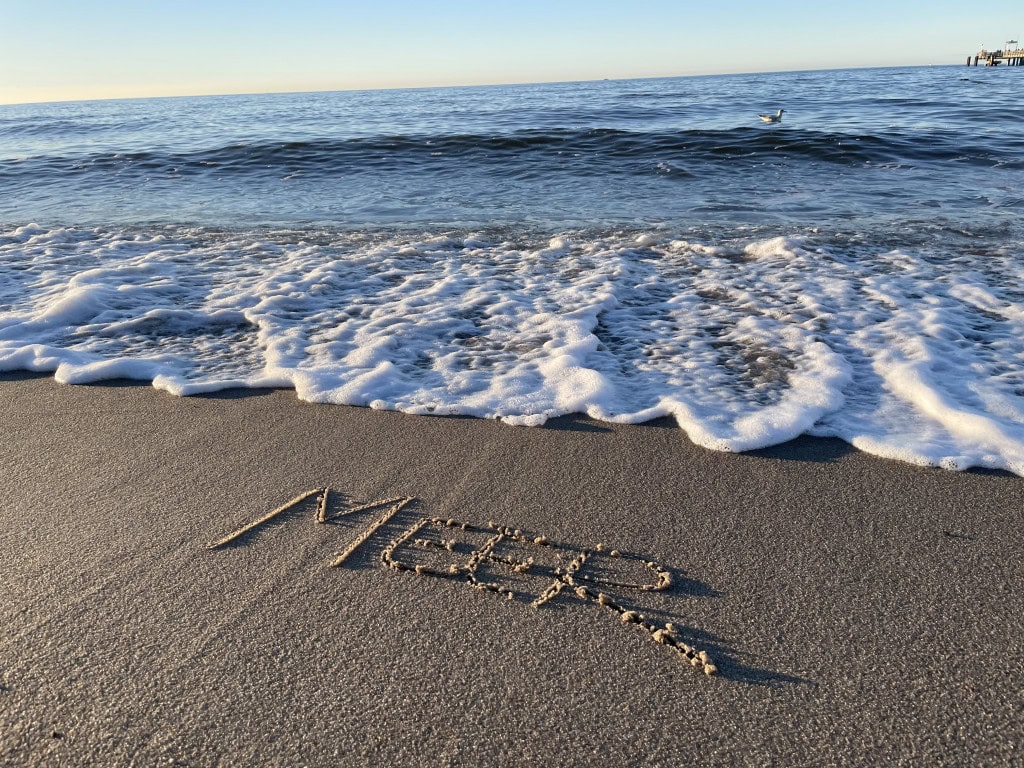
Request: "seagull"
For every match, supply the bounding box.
[758,108,784,123]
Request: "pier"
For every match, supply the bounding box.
[968,40,1024,66]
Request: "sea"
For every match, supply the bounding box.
[2,66,1023,475]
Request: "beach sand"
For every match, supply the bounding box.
[1,372,1021,766]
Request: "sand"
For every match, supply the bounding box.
[1,372,1022,766]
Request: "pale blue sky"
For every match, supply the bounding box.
[1,1,1020,104]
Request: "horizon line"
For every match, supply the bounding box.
[0,62,963,109]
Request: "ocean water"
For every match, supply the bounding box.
[2,66,1023,474]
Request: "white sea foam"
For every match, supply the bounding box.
[1,224,1022,475]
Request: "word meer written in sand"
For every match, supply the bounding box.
[208,488,717,678]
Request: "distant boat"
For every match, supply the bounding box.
[758,109,784,123]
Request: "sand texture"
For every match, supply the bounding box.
[1,373,1022,766]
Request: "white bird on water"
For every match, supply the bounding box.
[758,108,784,123]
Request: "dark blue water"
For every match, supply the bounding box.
[2,66,1022,242]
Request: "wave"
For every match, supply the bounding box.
[1,223,1023,476]
[4,127,1022,182]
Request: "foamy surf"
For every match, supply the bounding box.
[1,223,1022,476]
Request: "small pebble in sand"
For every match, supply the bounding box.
[609,550,620,558]
[595,543,606,552]
[620,611,640,623]
[704,664,718,676]
[534,535,547,545]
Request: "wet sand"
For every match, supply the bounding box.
[1,373,1022,766]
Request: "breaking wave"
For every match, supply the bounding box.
[2,223,1023,475]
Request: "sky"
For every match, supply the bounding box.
[1,1,1021,105]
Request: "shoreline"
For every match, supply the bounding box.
[6,368,1020,480]
[2,373,1022,765]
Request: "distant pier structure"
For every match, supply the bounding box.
[968,40,1024,66]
